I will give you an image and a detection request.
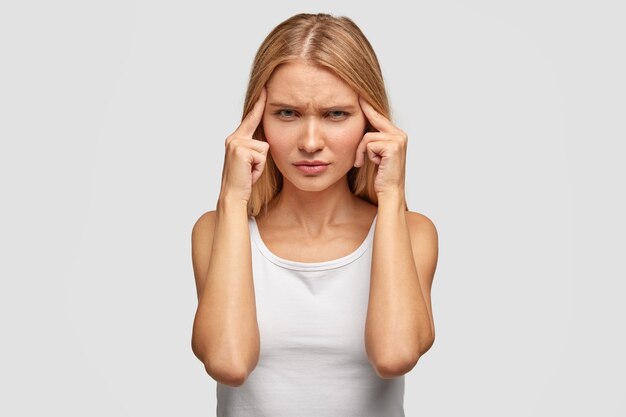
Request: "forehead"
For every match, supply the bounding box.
[266,61,358,106]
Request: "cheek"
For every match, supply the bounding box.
[262,116,280,145]
[261,116,292,156]
[327,122,365,151]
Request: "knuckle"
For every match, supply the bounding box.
[228,141,244,155]
[225,137,236,150]
[232,145,246,157]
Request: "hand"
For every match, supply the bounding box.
[354,96,408,197]
[219,87,269,204]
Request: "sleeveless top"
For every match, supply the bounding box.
[215,213,405,417]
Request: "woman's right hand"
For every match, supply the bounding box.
[219,87,269,204]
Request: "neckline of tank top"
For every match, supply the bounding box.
[249,214,378,271]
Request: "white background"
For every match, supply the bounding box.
[1,0,624,415]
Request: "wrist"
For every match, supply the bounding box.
[376,187,406,211]
[217,193,249,213]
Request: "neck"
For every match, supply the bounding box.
[268,176,363,229]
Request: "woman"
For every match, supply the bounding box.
[191,13,438,416]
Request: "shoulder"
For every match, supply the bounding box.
[192,210,218,257]
[191,210,218,300]
[404,210,439,275]
[405,211,438,243]
[192,210,217,237]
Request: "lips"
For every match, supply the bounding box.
[293,160,330,174]
[293,160,329,166]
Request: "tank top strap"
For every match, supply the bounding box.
[248,214,377,272]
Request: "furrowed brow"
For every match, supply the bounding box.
[268,102,302,109]
[268,102,357,112]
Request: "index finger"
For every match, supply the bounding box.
[359,96,397,133]
[237,86,267,138]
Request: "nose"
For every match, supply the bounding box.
[298,118,325,153]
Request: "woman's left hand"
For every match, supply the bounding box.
[354,96,408,198]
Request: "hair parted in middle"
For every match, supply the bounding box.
[241,12,408,216]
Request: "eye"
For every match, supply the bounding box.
[328,110,349,120]
[275,109,297,119]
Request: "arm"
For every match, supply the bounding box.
[191,87,268,387]
[355,97,438,379]
[190,198,260,387]
[364,191,438,379]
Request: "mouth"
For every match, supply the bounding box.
[293,161,330,174]
[293,160,330,166]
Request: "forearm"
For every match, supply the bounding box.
[365,190,433,374]
[192,197,260,379]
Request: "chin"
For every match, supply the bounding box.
[285,174,351,193]
[290,180,333,193]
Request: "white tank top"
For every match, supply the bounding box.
[215,213,405,417]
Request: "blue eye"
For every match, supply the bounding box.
[274,109,349,120]
[328,110,347,119]
[276,109,296,118]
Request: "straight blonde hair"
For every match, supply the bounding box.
[241,13,408,216]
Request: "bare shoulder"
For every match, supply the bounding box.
[404,210,439,282]
[191,210,218,301]
[192,210,217,236]
[405,211,438,242]
[192,210,217,252]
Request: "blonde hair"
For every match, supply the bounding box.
[241,13,408,216]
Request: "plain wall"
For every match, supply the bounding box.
[1,0,624,415]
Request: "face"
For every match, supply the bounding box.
[262,60,367,192]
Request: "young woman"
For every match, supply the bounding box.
[191,13,438,416]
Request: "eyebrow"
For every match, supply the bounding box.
[268,102,357,112]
